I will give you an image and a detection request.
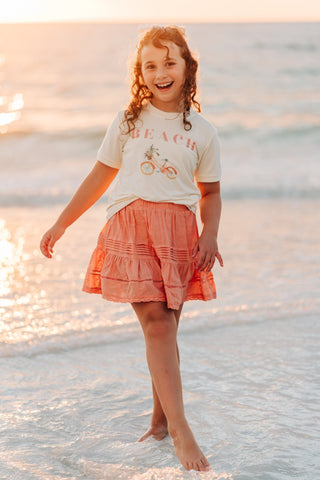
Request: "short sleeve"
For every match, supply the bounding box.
[97,111,124,169]
[194,126,221,183]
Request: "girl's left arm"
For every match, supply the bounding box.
[193,181,224,272]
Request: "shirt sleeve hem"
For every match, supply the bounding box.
[195,176,221,183]
[97,156,121,169]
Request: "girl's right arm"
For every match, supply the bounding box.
[40,161,118,258]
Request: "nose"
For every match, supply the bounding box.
[155,65,168,81]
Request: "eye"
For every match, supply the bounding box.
[166,61,176,67]
[145,64,155,70]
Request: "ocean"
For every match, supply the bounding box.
[0,22,319,479]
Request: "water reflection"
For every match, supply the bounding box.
[0,53,24,133]
[0,218,25,297]
[130,467,234,479]
[0,93,24,133]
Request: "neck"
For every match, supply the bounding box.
[150,98,184,113]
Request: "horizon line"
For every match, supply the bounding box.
[1,18,320,25]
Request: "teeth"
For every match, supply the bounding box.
[156,81,173,89]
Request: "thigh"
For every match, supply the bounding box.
[131,301,179,332]
[132,301,183,323]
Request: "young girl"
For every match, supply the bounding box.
[40,25,223,472]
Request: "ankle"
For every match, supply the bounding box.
[168,419,190,439]
[151,413,167,427]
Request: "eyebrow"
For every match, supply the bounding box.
[143,56,177,65]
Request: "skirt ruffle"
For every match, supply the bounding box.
[82,199,216,310]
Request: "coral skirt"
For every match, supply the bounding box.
[82,199,216,310]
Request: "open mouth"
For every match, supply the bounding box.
[156,81,174,90]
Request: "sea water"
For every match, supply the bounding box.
[0,22,319,479]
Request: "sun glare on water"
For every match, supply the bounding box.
[0,54,24,134]
[0,92,24,134]
[0,219,25,298]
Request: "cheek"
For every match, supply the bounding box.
[175,64,186,83]
[141,71,151,86]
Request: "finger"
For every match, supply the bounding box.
[40,233,52,258]
[42,245,52,258]
[41,246,51,258]
[192,239,199,257]
[205,256,215,271]
[48,236,55,255]
[203,255,216,272]
[197,252,210,271]
[216,251,224,267]
[205,252,223,271]
[196,252,205,270]
[40,236,48,256]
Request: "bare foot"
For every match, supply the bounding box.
[139,422,168,442]
[169,423,211,472]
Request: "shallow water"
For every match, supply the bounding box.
[1,200,319,479]
[2,314,319,480]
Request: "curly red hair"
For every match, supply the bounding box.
[121,26,200,134]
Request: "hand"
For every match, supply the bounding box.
[40,223,66,258]
[192,232,223,272]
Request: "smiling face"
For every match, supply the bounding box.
[141,41,186,113]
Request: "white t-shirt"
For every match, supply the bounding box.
[97,102,221,219]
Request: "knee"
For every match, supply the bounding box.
[141,308,176,341]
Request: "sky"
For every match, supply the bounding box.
[1,0,320,23]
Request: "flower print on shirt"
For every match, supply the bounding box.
[140,144,178,179]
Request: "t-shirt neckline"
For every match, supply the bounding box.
[145,101,183,120]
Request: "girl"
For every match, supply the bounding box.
[40,25,223,472]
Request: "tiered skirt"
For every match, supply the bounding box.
[82,199,216,310]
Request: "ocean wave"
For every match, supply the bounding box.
[221,187,320,200]
[1,127,107,141]
[253,41,318,52]
[285,42,318,52]
[278,67,320,76]
[2,121,319,145]
[0,186,319,208]
[0,322,141,359]
[217,124,320,145]
[0,301,318,359]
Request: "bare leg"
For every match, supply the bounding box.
[139,305,183,442]
[132,301,210,472]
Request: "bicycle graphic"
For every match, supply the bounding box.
[140,144,178,179]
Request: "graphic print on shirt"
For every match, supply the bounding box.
[140,144,178,179]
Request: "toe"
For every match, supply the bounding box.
[138,430,152,442]
[200,457,211,471]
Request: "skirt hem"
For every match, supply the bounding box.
[82,286,216,310]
